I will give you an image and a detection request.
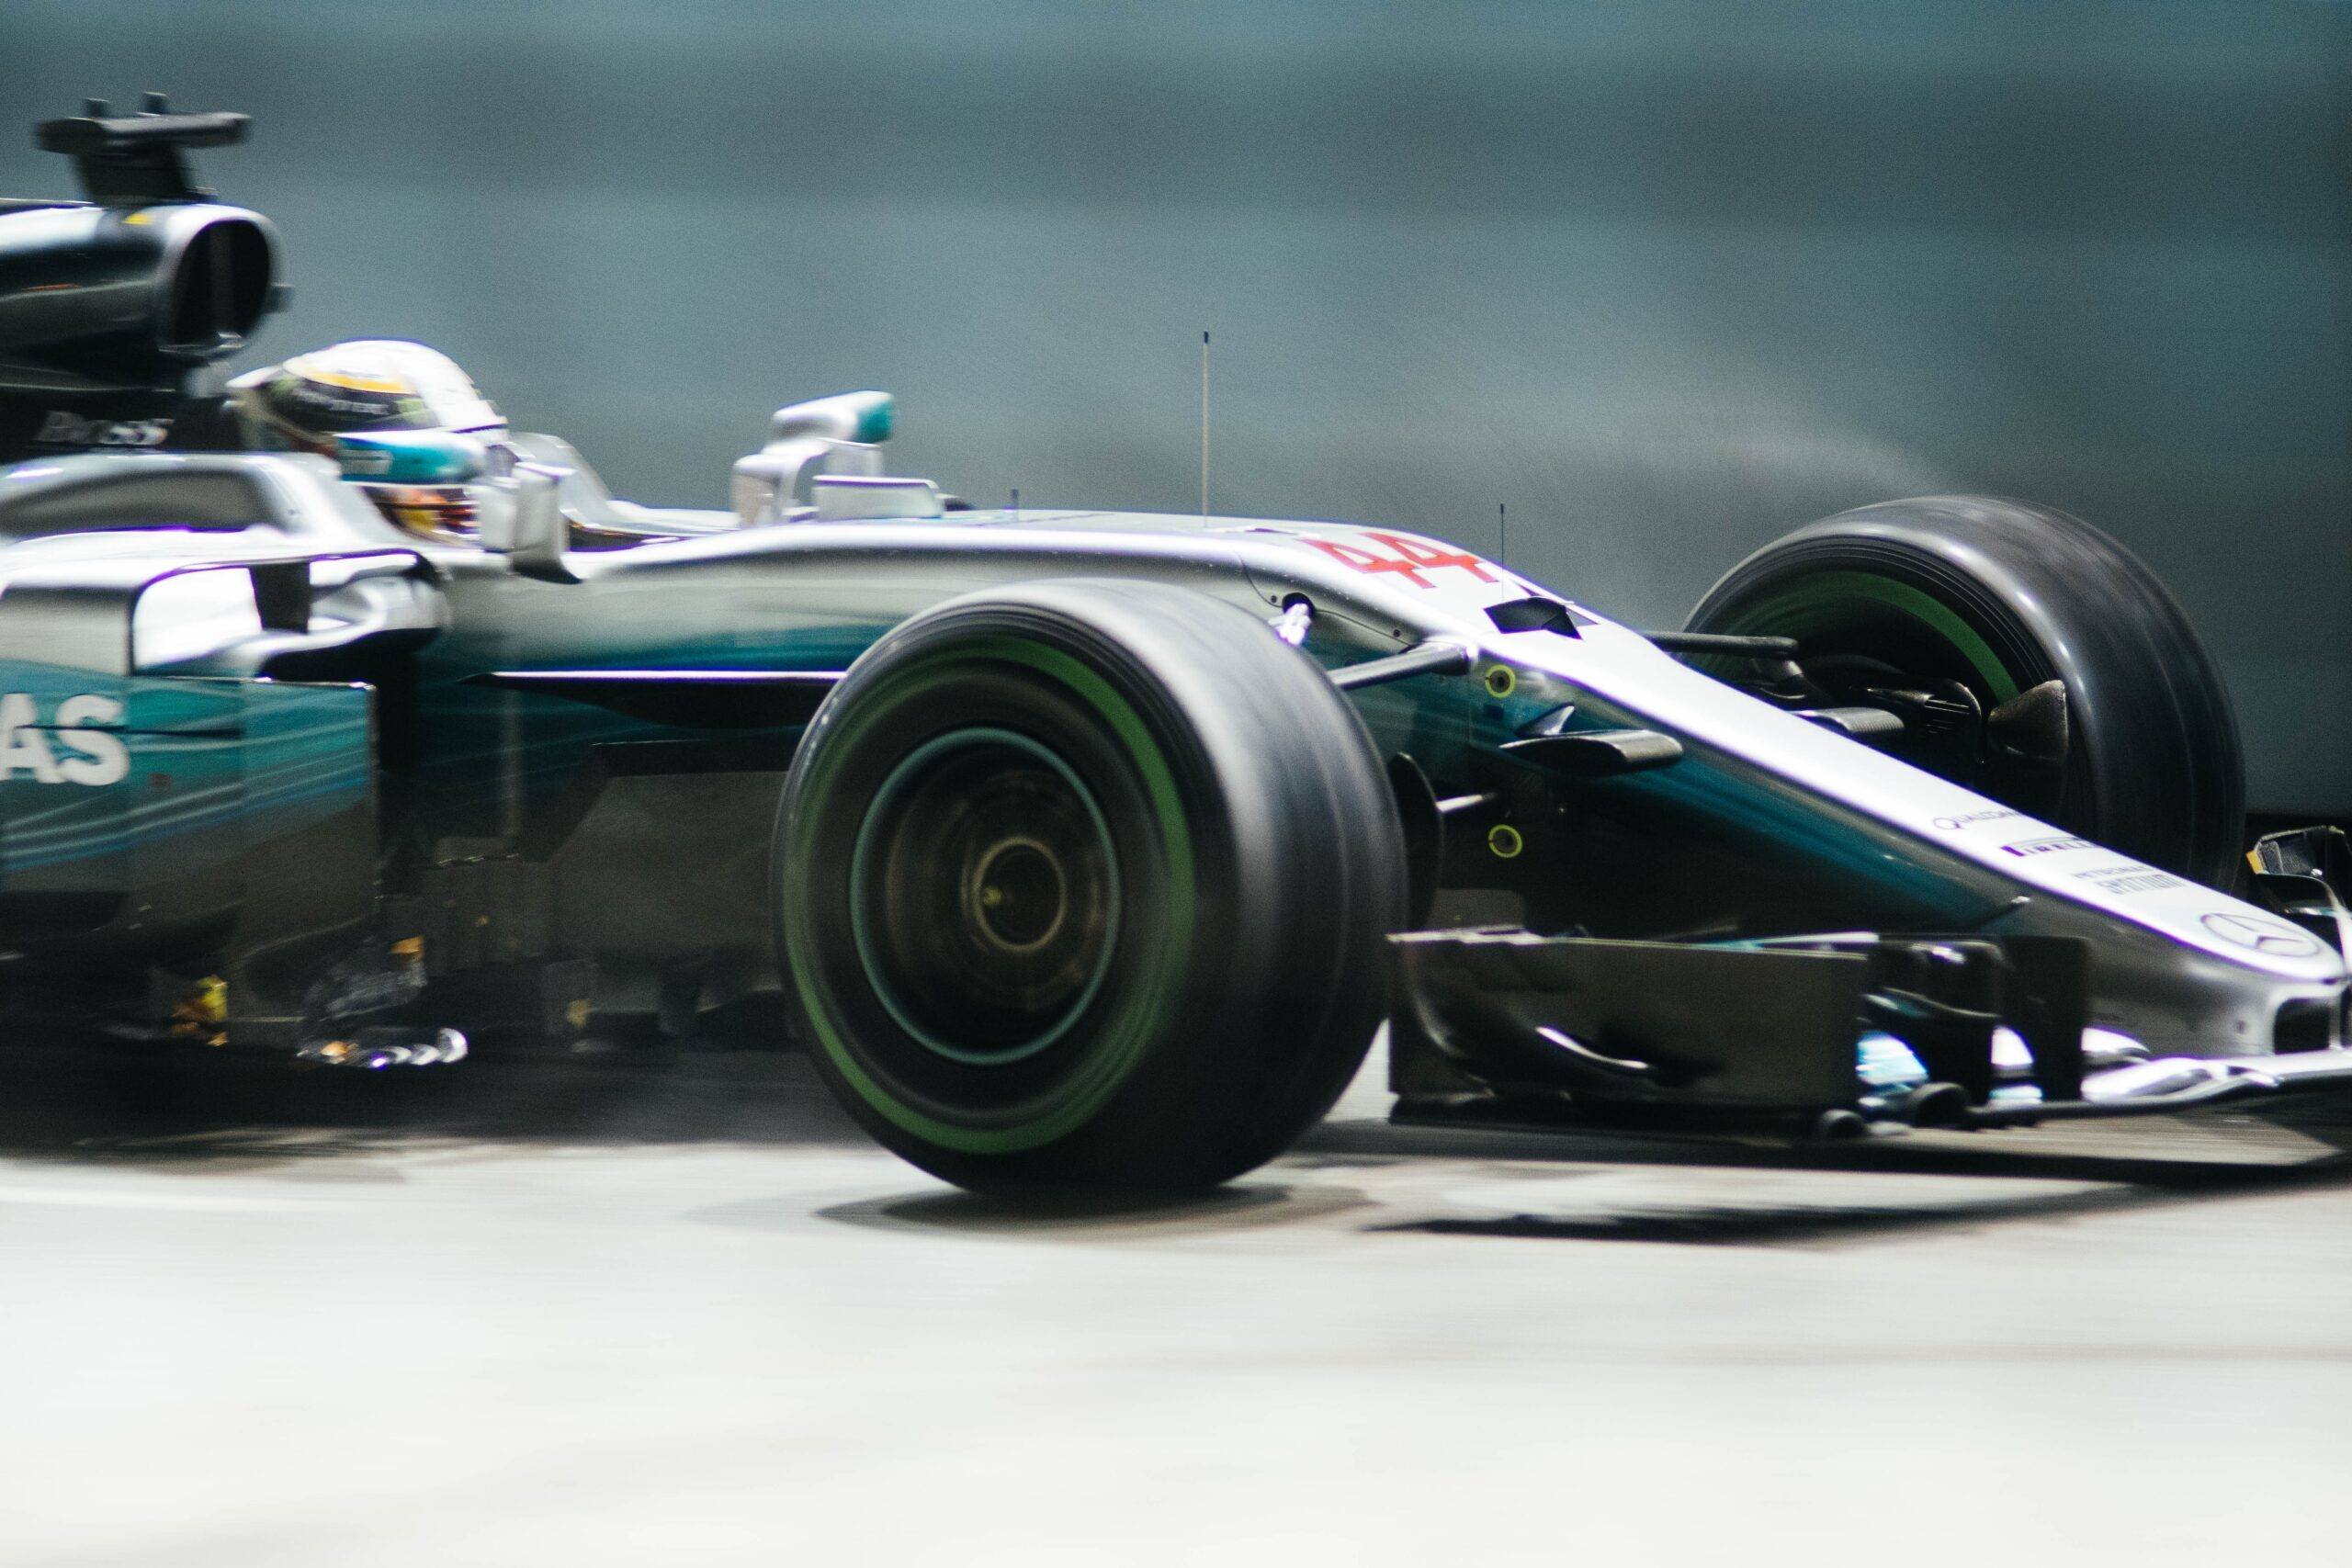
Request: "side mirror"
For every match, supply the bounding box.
[729,390,895,526]
[770,390,894,446]
[478,460,574,581]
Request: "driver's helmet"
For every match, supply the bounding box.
[229,340,506,541]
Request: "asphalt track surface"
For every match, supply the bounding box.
[3,1034,2349,1567]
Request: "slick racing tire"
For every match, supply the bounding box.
[774,579,1407,1193]
[1686,495,2244,887]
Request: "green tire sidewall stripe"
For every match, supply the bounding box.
[1714,569,2021,704]
[783,634,1197,1155]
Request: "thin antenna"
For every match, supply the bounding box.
[1200,330,1211,517]
[1498,502,1509,569]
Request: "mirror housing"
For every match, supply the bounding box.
[478,460,573,581]
[730,390,895,525]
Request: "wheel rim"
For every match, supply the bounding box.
[848,726,1123,1066]
[1705,569,2023,705]
[781,634,1197,1156]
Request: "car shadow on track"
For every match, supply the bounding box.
[1354,1168,2352,1247]
[1283,1102,2352,1247]
[7,1036,2352,1251]
[1301,1102,2352,1187]
[798,1102,2352,1248]
[796,1181,1382,1243]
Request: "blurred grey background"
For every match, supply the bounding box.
[4,0,2347,810]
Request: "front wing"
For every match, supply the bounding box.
[1391,925,2352,1136]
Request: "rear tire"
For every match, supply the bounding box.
[1687,495,2244,886]
[774,579,1405,1192]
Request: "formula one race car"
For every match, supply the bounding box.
[2,102,2349,1190]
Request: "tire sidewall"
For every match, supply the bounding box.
[1689,496,2245,886]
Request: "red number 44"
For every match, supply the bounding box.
[1302,532,1498,590]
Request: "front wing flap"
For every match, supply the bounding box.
[1391,926,2352,1134]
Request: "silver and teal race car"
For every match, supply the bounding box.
[2,102,2347,1191]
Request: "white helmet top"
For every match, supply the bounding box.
[230,339,503,453]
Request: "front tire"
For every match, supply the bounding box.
[1687,495,2245,886]
[775,579,1405,1192]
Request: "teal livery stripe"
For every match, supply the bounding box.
[0,668,373,875]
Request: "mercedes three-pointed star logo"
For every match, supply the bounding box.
[2200,911,2320,956]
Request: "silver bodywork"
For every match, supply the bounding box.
[0,445,2342,1065]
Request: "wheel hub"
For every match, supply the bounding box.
[967,837,1069,953]
[849,727,1121,1066]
